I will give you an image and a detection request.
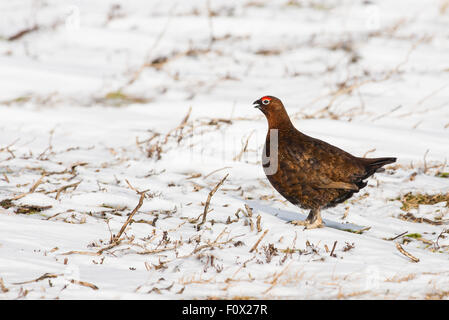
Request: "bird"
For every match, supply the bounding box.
[254,95,396,229]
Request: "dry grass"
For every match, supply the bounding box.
[398,212,445,226]
[395,192,449,211]
[1,2,448,300]
[425,290,449,300]
[336,290,371,299]
[385,273,416,283]
[387,158,448,178]
[95,90,152,106]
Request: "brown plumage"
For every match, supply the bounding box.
[254,96,396,229]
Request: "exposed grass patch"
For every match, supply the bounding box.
[0,199,13,209]
[96,90,151,106]
[385,273,416,283]
[0,199,52,214]
[426,290,449,300]
[436,172,449,178]
[399,212,444,226]
[406,233,422,239]
[342,227,371,234]
[15,204,52,215]
[394,192,449,211]
[1,95,31,106]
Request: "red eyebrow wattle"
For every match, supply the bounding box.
[261,96,272,101]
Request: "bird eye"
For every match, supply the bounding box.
[262,99,270,105]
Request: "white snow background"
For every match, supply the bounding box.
[0,0,449,299]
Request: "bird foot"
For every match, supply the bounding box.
[290,220,308,226]
[289,219,324,230]
[304,218,324,229]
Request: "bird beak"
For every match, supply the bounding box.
[253,99,262,109]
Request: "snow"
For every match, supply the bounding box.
[0,0,449,299]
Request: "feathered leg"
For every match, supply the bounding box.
[290,208,324,229]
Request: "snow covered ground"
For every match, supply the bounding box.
[0,0,449,299]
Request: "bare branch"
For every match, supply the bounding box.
[197,174,229,228]
[395,243,419,263]
[249,229,269,253]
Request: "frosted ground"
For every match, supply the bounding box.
[0,0,449,299]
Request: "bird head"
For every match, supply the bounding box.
[253,95,293,129]
[253,95,287,115]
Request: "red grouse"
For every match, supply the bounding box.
[254,96,396,229]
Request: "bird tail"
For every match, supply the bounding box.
[359,157,397,176]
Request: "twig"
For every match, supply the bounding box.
[137,246,178,255]
[204,166,232,179]
[385,231,408,241]
[162,106,192,144]
[371,105,402,122]
[248,218,254,232]
[395,243,420,263]
[191,235,243,255]
[12,273,61,285]
[213,227,228,243]
[342,206,349,220]
[0,138,20,153]
[45,181,82,200]
[111,192,145,243]
[244,204,253,217]
[0,278,9,293]
[125,179,149,194]
[354,227,371,234]
[249,229,269,253]
[197,174,228,228]
[44,211,65,221]
[61,250,100,256]
[10,174,46,201]
[233,131,255,161]
[330,241,337,257]
[8,25,39,41]
[263,262,292,294]
[70,279,98,290]
[434,229,448,250]
[362,148,376,158]
[256,215,262,233]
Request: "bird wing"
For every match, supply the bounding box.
[283,134,367,191]
[315,177,359,191]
